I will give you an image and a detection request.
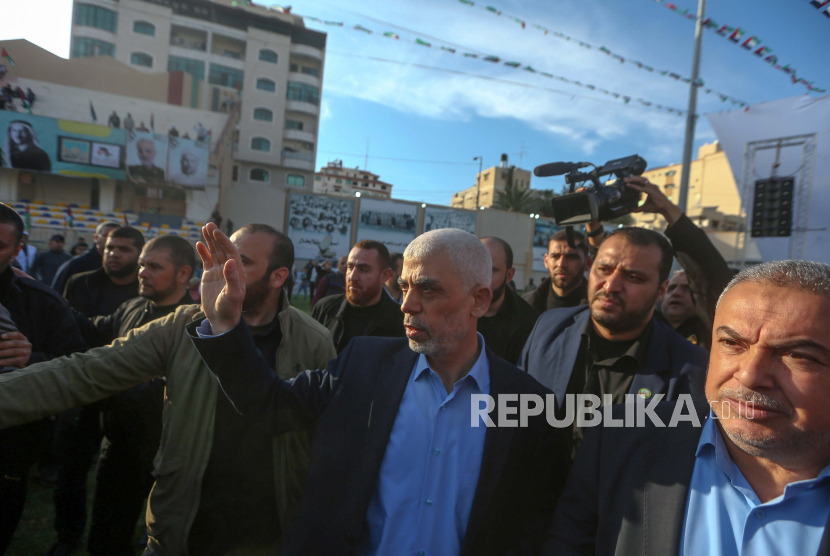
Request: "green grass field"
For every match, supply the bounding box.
[7,293,314,555]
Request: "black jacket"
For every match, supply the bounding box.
[64,267,139,318]
[0,266,86,472]
[311,291,405,352]
[189,329,571,556]
[522,277,588,314]
[477,286,540,365]
[544,401,830,556]
[29,250,71,286]
[519,306,708,409]
[52,247,103,294]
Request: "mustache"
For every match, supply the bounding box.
[404,316,429,330]
[592,291,625,307]
[716,387,789,414]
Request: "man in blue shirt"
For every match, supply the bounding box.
[190,224,571,555]
[545,259,830,556]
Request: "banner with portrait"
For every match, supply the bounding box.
[422,206,477,234]
[532,218,559,272]
[356,198,418,252]
[0,112,126,179]
[126,131,168,185]
[168,136,209,190]
[287,192,355,261]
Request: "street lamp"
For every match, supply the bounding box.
[473,156,483,210]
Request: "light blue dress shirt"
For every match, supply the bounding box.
[356,334,491,556]
[680,412,830,556]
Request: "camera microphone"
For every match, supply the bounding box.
[533,161,590,177]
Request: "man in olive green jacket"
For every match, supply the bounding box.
[0,226,336,556]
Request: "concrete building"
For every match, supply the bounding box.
[67,0,326,226]
[313,160,393,199]
[451,154,532,209]
[635,141,741,232]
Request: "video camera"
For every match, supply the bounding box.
[534,155,647,226]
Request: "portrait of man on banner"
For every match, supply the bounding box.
[127,130,167,184]
[168,137,208,189]
[3,119,51,172]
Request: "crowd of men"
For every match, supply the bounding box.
[0,174,827,556]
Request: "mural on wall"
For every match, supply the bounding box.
[287,192,354,260]
[0,112,126,179]
[356,198,418,252]
[422,206,477,234]
[532,218,559,272]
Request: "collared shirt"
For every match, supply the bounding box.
[680,412,830,556]
[357,334,491,556]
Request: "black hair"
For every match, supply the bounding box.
[144,235,196,279]
[237,223,295,271]
[353,239,391,269]
[0,204,24,245]
[602,227,674,283]
[549,229,588,256]
[389,252,404,268]
[109,227,146,251]
[480,236,514,269]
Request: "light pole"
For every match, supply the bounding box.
[473,156,483,209]
[678,0,707,214]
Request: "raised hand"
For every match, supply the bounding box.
[196,223,246,334]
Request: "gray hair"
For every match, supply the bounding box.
[717,260,830,309]
[404,228,492,292]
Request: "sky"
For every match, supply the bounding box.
[2,0,828,206]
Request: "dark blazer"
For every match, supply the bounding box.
[64,267,139,318]
[544,401,830,556]
[518,306,708,409]
[311,291,405,352]
[189,327,571,556]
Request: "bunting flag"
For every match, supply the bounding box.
[649,0,825,93]
[123,213,129,226]
[451,0,749,105]
[1,48,14,68]
[23,204,30,230]
[66,206,74,228]
[299,14,689,114]
[89,101,97,123]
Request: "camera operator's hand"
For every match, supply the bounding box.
[625,176,683,227]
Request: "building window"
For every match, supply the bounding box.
[287,174,305,187]
[74,4,117,33]
[130,52,153,67]
[256,78,276,92]
[381,185,387,190]
[71,37,115,58]
[336,179,342,184]
[232,165,239,181]
[251,138,271,152]
[285,120,304,130]
[301,66,319,77]
[314,175,321,180]
[168,55,205,80]
[253,108,273,122]
[259,49,278,63]
[286,82,320,105]
[250,168,269,182]
[209,63,244,90]
[289,63,298,72]
[133,21,155,36]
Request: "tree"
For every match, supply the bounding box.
[494,185,536,214]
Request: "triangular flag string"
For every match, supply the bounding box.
[452,0,750,105]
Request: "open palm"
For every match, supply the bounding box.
[196,223,246,334]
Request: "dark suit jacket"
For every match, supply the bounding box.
[189,326,571,556]
[544,401,830,556]
[518,306,708,409]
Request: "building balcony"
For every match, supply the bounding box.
[283,128,315,143]
[282,149,314,170]
[290,43,323,61]
[285,100,319,115]
[288,71,320,88]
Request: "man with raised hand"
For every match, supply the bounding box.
[0,223,335,556]
[189,227,570,556]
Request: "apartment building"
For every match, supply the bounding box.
[313,160,394,199]
[451,154,532,209]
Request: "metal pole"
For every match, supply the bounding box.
[677,0,706,214]
[474,157,483,209]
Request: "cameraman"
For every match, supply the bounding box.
[591,176,733,348]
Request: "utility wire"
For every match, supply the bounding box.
[317,148,478,165]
